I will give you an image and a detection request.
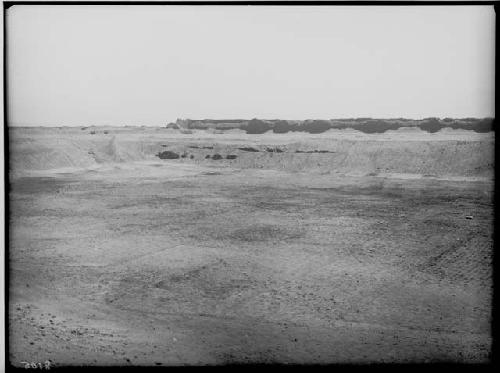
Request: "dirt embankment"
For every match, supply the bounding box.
[168,142,493,177]
[9,129,494,178]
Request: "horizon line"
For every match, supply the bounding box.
[7,116,496,127]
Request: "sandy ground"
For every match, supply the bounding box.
[8,129,493,366]
[9,127,494,180]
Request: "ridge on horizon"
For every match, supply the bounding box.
[8,116,495,127]
[9,117,495,134]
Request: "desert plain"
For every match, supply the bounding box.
[8,126,494,365]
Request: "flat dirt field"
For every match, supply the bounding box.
[8,127,494,365]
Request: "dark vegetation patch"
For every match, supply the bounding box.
[157,151,180,159]
[238,147,260,152]
[205,155,211,159]
[226,155,237,160]
[300,120,331,134]
[161,144,168,147]
[473,120,495,132]
[181,153,187,158]
[425,118,494,133]
[272,120,298,133]
[190,154,194,159]
[350,120,401,134]
[192,117,495,134]
[103,131,109,134]
[212,154,223,160]
[417,118,444,133]
[90,131,96,135]
[344,118,494,133]
[243,118,400,134]
[242,119,271,134]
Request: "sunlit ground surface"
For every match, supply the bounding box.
[9,159,492,365]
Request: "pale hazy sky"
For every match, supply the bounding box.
[6,5,495,126]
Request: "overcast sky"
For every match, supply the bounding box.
[7,5,495,126]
